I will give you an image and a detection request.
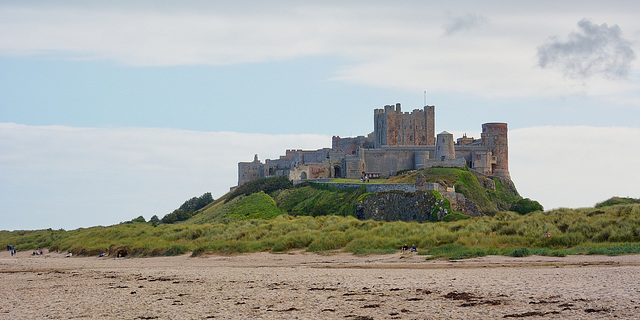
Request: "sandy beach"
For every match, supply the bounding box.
[1,250,638,319]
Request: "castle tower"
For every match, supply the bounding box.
[373,103,436,148]
[424,105,435,145]
[434,131,455,160]
[238,154,264,186]
[481,123,510,179]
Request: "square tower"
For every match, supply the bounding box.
[374,103,435,148]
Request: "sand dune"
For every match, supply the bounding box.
[1,250,638,319]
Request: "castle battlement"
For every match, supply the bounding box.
[238,103,510,186]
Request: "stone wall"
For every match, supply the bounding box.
[363,148,428,177]
[355,191,448,222]
[354,189,483,222]
[373,103,435,148]
[441,192,481,216]
[421,158,466,170]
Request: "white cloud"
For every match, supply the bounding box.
[0,123,329,230]
[510,126,640,210]
[2,2,639,100]
[2,123,638,230]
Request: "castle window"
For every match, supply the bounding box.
[409,135,413,141]
[421,136,425,141]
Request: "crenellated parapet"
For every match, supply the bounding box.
[237,103,510,186]
[374,103,435,148]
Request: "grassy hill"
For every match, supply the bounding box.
[387,167,520,213]
[188,176,365,224]
[2,168,639,259]
[189,167,521,225]
[2,200,639,259]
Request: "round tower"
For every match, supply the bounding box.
[434,131,455,160]
[481,123,510,179]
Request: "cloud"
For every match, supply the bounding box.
[3,123,639,230]
[510,126,640,210]
[0,123,329,230]
[537,19,636,79]
[442,12,488,36]
[1,3,639,102]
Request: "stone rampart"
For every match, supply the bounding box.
[365,183,416,193]
[355,191,448,222]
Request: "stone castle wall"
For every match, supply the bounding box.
[238,103,511,186]
[481,123,509,179]
[374,103,435,148]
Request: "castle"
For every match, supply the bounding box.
[238,103,509,186]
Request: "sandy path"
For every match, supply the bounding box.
[1,250,638,319]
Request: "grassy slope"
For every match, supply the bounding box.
[190,182,364,224]
[387,167,520,213]
[3,202,640,259]
[4,170,637,259]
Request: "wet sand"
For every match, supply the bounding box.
[1,250,638,319]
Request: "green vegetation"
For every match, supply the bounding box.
[190,181,364,224]
[3,170,636,260]
[3,201,639,259]
[595,196,640,208]
[160,192,214,224]
[510,198,544,215]
[226,176,293,202]
[387,167,520,213]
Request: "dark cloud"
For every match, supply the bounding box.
[537,19,635,79]
[442,13,488,36]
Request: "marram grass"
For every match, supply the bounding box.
[2,203,639,260]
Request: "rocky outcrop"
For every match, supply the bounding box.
[441,192,481,216]
[355,190,484,222]
[354,172,488,222]
[355,191,450,222]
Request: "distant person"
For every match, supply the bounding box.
[401,244,408,253]
[410,245,417,253]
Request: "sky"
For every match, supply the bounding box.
[1,1,640,231]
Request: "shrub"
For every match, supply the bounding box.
[131,216,146,223]
[307,231,350,252]
[422,243,491,260]
[510,198,544,215]
[510,247,530,257]
[164,245,189,256]
[343,236,399,254]
[595,197,640,208]
[228,176,292,202]
[271,231,317,252]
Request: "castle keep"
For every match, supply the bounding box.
[238,103,509,186]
